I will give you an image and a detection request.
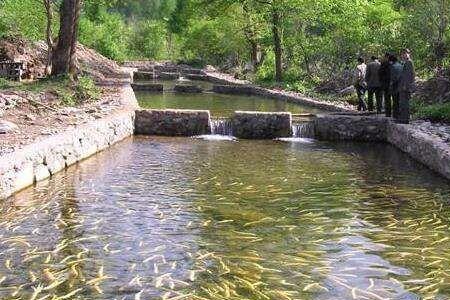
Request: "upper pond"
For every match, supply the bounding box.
[1,137,450,300]
[135,81,322,117]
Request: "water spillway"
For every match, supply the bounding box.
[292,121,315,138]
[210,118,233,136]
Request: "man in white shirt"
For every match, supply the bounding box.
[354,57,367,111]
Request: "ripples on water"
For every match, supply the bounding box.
[1,137,450,300]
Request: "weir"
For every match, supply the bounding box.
[210,118,233,136]
[292,121,315,138]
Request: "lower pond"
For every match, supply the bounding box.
[1,137,450,299]
[135,81,321,117]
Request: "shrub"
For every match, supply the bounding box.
[74,76,100,103]
[0,0,56,40]
[79,11,131,62]
[129,20,168,60]
[414,102,450,123]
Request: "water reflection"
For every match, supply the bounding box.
[136,90,321,117]
[0,137,449,300]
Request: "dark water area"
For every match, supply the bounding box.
[135,81,321,117]
[1,137,450,300]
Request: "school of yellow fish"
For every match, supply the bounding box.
[0,152,449,300]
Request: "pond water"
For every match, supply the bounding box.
[1,137,450,300]
[135,81,321,117]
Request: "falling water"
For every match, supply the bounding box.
[211,118,233,136]
[292,121,315,138]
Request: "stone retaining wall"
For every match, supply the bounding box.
[174,85,203,93]
[387,124,450,180]
[131,83,163,92]
[314,115,388,142]
[312,114,450,180]
[135,109,211,136]
[0,85,138,199]
[231,111,292,139]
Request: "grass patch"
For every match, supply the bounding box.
[412,100,450,123]
[0,76,100,106]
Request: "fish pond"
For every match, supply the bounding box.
[135,81,321,117]
[1,137,450,300]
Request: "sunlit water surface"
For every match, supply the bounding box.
[1,137,450,300]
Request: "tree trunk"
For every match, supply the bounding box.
[271,7,283,82]
[52,0,82,76]
[43,0,53,75]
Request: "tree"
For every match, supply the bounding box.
[42,0,53,75]
[51,0,83,76]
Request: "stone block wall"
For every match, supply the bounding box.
[314,115,388,142]
[231,111,292,139]
[387,124,450,180]
[0,85,138,199]
[131,83,163,92]
[135,109,211,136]
[174,85,203,93]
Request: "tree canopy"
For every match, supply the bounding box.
[0,0,449,83]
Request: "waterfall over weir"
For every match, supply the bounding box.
[211,118,233,136]
[292,121,315,138]
[194,118,235,141]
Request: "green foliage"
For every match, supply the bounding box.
[413,100,450,123]
[79,10,131,62]
[0,78,15,89]
[181,17,247,66]
[73,76,100,103]
[1,76,100,106]
[0,0,49,40]
[129,20,168,60]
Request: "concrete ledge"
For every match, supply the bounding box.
[135,109,211,136]
[174,85,203,93]
[131,83,163,92]
[0,85,138,199]
[387,124,450,180]
[314,115,388,142]
[231,111,292,139]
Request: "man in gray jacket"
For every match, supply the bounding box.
[398,49,415,124]
[365,56,382,113]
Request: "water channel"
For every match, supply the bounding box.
[1,136,450,300]
[135,80,321,118]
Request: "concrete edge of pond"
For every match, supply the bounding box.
[0,85,138,200]
[314,114,450,180]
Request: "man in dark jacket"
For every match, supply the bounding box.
[397,49,415,124]
[365,56,382,113]
[389,54,403,120]
[379,53,392,116]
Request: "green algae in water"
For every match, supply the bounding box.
[0,137,450,300]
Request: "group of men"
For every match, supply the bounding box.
[354,49,416,124]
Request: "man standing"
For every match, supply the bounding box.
[354,57,367,111]
[389,54,403,120]
[379,53,392,116]
[365,56,382,113]
[398,49,416,124]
